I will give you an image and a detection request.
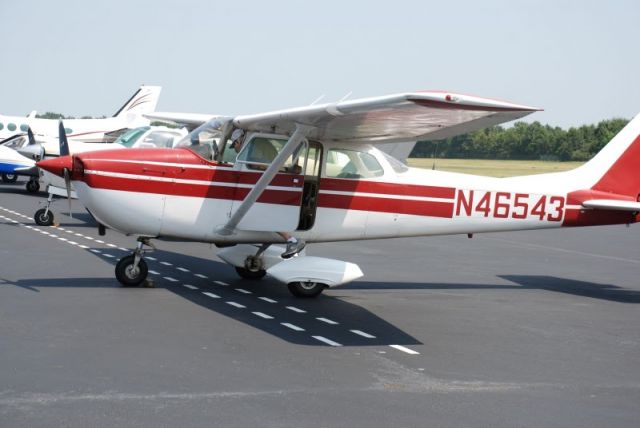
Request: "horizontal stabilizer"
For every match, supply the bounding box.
[582,199,640,211]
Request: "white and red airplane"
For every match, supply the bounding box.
[37,91,640,297]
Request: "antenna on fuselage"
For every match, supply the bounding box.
[309,94,325,106]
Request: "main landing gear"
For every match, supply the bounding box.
[116,238,153,287]
[1,173,18,183]
[26,178,40,193]
[235,244,269,279]
[226,244,327,298]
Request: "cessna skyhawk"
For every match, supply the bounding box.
[38,91,640,297]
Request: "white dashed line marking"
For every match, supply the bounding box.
[163,276,179,282]
[258,297,277,303]
[194,274,208,279]
[118,247,127,251]
[281,323,304,332]
[79,245,89,249]
[214,281,228,286]
[350,330,376,339]
[316,317,338,325]
[226,301,245,308]
[286,306,306,313]
[67,241,79,246]
[85,236,94,240]
[148,270,160,275]
[90,249,101,254]
[252,312,274,319]
[177,267,190,272]
[57,237,68,242]
[203,292,220,299]
[49,234,58,238]
[74,233,83,237]
[95,240,105,244]
[146,256,156,261]
[389,345,420,355]
[102,254,115,258]
[65,230,74,234]
[107,243,117,248]
[182,284,198,290]
[312,336,342,347]
[160,261,173,266]
[235,288,252,294]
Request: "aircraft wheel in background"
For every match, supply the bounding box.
[287,281,326,298]
[26,180,40,193]
[115,254,148,287]
[235,266,267,279]
[1,173,18,183]
[34,208,54,226]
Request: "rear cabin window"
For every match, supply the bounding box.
[325,148,384,179]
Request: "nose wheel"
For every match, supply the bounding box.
[115,238,153,287]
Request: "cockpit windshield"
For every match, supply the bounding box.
[175,117,232,160]
[115,127,150,147]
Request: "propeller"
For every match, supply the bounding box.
[24,127,44,161]
[58,120,72,217]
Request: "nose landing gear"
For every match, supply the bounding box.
[116,238,154,287]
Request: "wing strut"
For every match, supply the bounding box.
[217,124,311,236]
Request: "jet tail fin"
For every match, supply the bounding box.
[112,85,162,118]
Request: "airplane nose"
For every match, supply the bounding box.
[37,155,73,177]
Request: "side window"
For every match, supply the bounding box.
[325,149,384,179]
[20,124,29,132]
[236,136,302,172]
[8,123,16,132]
[0,122,3,130]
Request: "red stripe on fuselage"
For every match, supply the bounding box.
[318,193,454,218]
[320,178,455,199]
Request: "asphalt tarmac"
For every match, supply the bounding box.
[1,179,639,427]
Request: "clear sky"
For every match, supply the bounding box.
[1,0,638,128]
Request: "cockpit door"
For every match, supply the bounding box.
[230,133,306,232]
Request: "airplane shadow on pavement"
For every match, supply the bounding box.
[345,276,640,304]
[3,249,423,348]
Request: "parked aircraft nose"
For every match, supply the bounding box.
[37,155,73,178]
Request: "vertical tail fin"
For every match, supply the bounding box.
[573,112,640,197]
[112,85,162,118]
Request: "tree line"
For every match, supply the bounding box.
[411,118,629,161]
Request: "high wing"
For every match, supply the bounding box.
[144,112,224,131]
[234,91,541,144]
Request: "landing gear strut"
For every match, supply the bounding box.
[115,238,153,287]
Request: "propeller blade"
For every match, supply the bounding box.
[58,120,70,156]
[63,167,72,218]
[27,127,36,145]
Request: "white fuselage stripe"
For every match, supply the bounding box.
[83,170,301,192]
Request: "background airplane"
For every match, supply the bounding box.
[0,85,162,142]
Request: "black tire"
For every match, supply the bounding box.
[26,180,40,193]
[34,208,54,226]
[2,173,18,183]
[235,266,267,279]
[287,281,326,298]
[115,254,148,287]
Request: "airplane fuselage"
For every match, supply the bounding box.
[60,142,637,245]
